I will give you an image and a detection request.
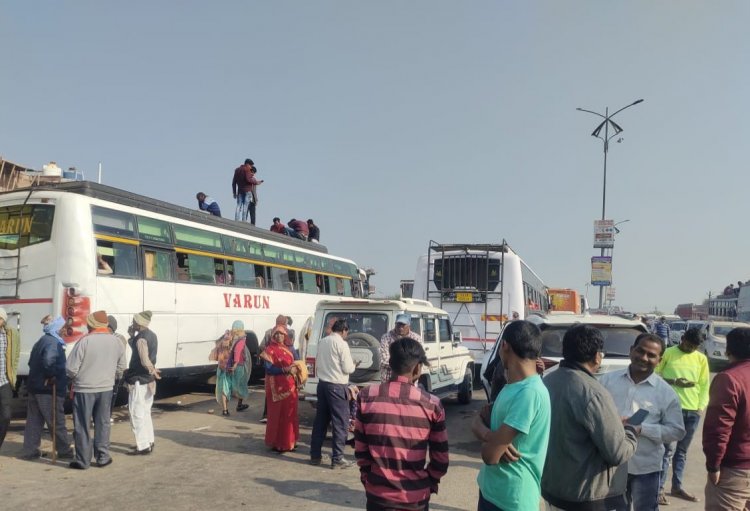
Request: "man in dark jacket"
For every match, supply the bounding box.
[125,310,160,455]
[542,324,639,511]
[232,158,263,224]
[288,219,309,241]
[703,327,750,510]
[307,219,320,242]
[20,316,74,459]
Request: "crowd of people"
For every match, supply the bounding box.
[4,304,750,510]
[193,158,322,244]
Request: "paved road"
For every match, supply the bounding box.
[0,384,706,510]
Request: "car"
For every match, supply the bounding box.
[703,320,750,370]
[480,313,649,400]
[303,298,475,404]
[668,320,687,346]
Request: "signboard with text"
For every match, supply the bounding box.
[606,287,616,301]
[591,256,612,286]
[593,220,615,248]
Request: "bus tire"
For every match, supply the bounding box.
[245,330,260,354]
[346,332,380,384]
[457,368,473,404]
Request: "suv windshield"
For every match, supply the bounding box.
[713,326,734,337]
[321,312,389,340]
[540,325,645,358]
[671,321,687,331]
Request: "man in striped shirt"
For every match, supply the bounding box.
[355,337,449,511]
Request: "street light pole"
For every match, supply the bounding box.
[577,99,643,309]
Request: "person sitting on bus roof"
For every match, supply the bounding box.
[196,192,221,218]
[270,217,293,236]
[307,219,320,243]
[287,219,309,241]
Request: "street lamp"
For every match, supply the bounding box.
[578,99,643,309]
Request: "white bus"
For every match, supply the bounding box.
[0,181,364,387]
[412,241,548,372]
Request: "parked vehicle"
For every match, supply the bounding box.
[479,313,648,400]
[303,298,475,404]
[669,321,687,346]
[703,320,750,370]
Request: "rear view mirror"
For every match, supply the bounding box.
[452,332,462,346]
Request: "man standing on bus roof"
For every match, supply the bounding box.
[196,192,221,217]
[66,310,127,469]
[379,313,422,382]
[232,158,263,225]
[125,310,160,455]
[0,307,20,452]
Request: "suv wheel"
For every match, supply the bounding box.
[457,368,473,404]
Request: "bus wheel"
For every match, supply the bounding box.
[457,368,473,404]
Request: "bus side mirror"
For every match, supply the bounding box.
[452,332,462,346]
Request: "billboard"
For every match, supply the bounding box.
[591,256,612,286]
[593,220,615,248]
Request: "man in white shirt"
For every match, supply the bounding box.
[309,319,357,469]
[600,333,685,511]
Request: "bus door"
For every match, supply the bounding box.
[141,246,177,367]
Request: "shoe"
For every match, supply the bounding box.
[309,457,322,466]
[331,457,354,469]
[127,446,152,456]
[18,451,42,460]
[259,417,267,423]
[657,492,669,505]
[671,488,699,502]
[222,409,230,416]
[236,403,249,412]
[96,458,113,468]
[58,451,75,460]
[69,461,87,470]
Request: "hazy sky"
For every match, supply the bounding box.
[1,2,748,312]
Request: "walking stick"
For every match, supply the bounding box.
[51,381,57,463]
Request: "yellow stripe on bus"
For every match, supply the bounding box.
[95,234,140,246]
[174,247,352,280]
[481,314,508,322]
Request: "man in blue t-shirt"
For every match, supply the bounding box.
[473,320,551,511]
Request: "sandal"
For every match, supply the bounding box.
[236,403,249,412]
[657,492,669,505]
[222,409,230,416]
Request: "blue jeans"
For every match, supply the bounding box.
[627,472,660,510]
[309,381,349,462]
[660,410,701,491]
[234,193,255,224]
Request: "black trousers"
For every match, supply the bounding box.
[310,381,349,461]
[248,201,256,225]
[0,382,12,448]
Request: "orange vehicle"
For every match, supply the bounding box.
[548,288,582,314]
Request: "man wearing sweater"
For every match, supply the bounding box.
[703,327,750,510]
[66,310,127,469]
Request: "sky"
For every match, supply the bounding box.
[1,2,748,313]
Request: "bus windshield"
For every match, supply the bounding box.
[433,257,500,291]
[0,204,55,250]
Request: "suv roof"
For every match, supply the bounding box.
[316,298,440,314]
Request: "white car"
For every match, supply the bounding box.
[668,320,687,346]
[703,320,750,369]
[480,313,648,400]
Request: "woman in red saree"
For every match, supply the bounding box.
[260,325,300,453]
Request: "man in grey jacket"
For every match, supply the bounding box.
[66,310,127,469]
[542,324,639,511]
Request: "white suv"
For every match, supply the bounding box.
[704,320,750,369]
[480,313,648,399]
[303,298,475,404]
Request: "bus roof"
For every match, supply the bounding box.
[1,180,328,254]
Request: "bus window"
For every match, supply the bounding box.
[255,265,267,288]
[96,240,138,278]
[137,216,172,244]
[287,270,302,291]
[270,267,290,291]
[0,204,55,250]
[301,272,318,293]
[423,317,437,343]
[92,206,136,238]
[173,224,222,252]
[335,278,345,296]
[438,317,452,342]
[214,259,229,285]
[176,252,214,284]
[230,261,254,287]
[143,248,173,281]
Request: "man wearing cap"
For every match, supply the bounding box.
[125,310,160,455]
[66,310,127,469]
[0,307,20,451]
[108,315,128,419]
[379,313,422,382]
